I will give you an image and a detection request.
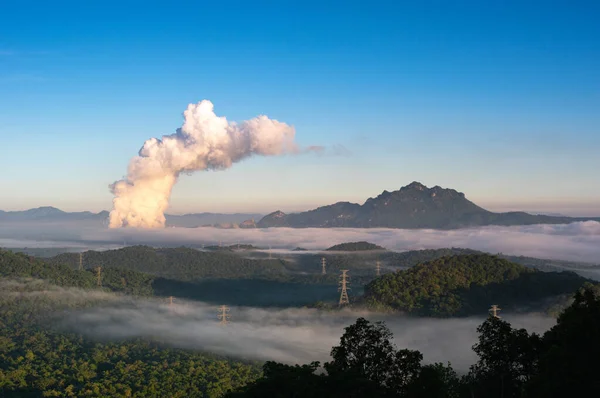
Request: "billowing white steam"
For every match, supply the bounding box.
[109,100,301,228]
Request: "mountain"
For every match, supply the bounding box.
[0,206,108,221]
[3,183,598,229]
[257,182,599,229]
[0,207,262,227]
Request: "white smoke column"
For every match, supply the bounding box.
[109,100,300,228]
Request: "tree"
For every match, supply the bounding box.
[465,316,541,398]
[405,362,460,398]
[527,287,600,397]
[325,317,423,395]
[227,361,325,398]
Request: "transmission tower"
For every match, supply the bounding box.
[321,257,327,275]
[96,266,102,287]
[489,305,501,319]
[79,252,83,271]
[338,270,350,306]
[167,296,175,309]
[218,305,231,325]
[375,260,381,276]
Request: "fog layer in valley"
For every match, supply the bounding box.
[1,220,600,264]
[56,295,555,372]
[8,281,555,371]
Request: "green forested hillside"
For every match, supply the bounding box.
[49,246,288,281]
[3,247,600,397]
[363,254,592,316]
[0,278,260,397]
[380,247,482,268]
[326,241,385,251]
[0,249,155,296]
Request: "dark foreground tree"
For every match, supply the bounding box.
[464,316,541,398]
[229,317,462,397]
[527,287,600,397]
[405,363,461,398]
[226,361,325,397]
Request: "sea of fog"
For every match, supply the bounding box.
[4,280,555,372]
[52,294,553,372]
[2,220,596,371]
[1,220,600,265]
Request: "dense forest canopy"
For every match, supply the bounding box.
[0,278,261,397]
[326,241,386,251]
[4,246,597,311]
[0,249,155,296]
[363,254,592,316]
[2,245,600,397]
[48,246,288,281]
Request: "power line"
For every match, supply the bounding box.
[338,270,350,306]
[490,304,501,319]
[218,305,231,325]
[96,266,102,287]
[321,257,327,275]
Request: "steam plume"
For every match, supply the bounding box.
[109,100,300,228]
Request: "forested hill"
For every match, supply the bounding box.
[0,262,261,396]
[0,249,154,295]
[49,246,288,281]
[326,241,385,251]
[363,254,592,316]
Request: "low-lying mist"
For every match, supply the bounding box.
[58,296,555,372]
[1,220,599,264]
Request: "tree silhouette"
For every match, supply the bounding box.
[465,316,541,398]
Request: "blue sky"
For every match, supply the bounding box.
[1,1,599,215]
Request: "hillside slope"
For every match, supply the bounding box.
[363,254,591,316]
[0,249,154,295]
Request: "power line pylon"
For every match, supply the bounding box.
[168,296,175,309]
[96,266,102,287]
[321,257,327,275]
[79,252,83,271]
[375,260,381,276]
[490,305,501,319]
[338,270,350,306]
[218,305,230,325]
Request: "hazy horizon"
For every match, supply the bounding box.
[2,196,599,218]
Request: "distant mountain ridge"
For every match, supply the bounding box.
[3,182,598,229]
[0,207,261,227]
[0,206,109,221]
[257,181,599,229]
